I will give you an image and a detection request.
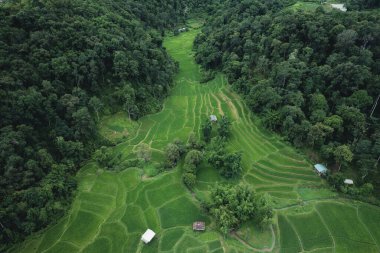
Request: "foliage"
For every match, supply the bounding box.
[206,184,273,234]
[93,146,120,170]
[207,139,242,178]
[334,145,353,171]
[165,143,182,168]
[183,172,197,190]
[187,132,205,150]
[200,69,216,83]
[217,116,231,139]
[345,0,380,10]
[135,143,152,163]
[165,139,186,168]
[182,146,204,190]
[94,146,112,168]
[194,0,380,195]
[327,172,374,197]
[0,0,208,245]
[185,150,203,168]
[202,118,213,142]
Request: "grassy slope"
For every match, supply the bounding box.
[9,22,380,253]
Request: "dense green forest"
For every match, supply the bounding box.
[1,0,380,249]
[0,0,209,246]
[345,0,380,10]
[194,0,380,195]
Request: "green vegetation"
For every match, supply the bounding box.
[0,0,216,245]
[4,6,380,253]
[0,0,180,244]
[99,112,139,143]
[194,0,380,197]
[205,184,273,234]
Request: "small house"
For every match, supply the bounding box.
[193,221,205,231]
[141,229,155,244]
[314,164,328,176]
[210,115,217,122]
[331,4,347,12]
[344,179,354,185]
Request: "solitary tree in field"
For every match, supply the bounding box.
[182,172,196,189]
[165,143,181,167]
[334,145,353,171]
[207,184,273,234]
[136,143,151,162]
[185,150,203,167]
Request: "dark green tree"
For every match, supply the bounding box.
[202,119,213,142]
[218,116,231,139]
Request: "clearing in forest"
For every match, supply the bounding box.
[9,22,380,253]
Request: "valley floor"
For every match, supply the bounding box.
[10,23,380,253]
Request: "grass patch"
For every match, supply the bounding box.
[174,235,202,253]
[141,237,159,253]
[60,211,103,245]
[97,222,127,253]
[197,163,223,182]
[124,233,140,252]
[44,242,79,253]
[159,197,208,228]
[287,211,333,251]
[121,205,147,233]
[297,187,337,200]
[99,112,139,142]
[358,204,380,246]
[316,202,375,244]
[160,228,184,251]
[37,217,68,252]
[278,215,302,253]
[82,237,111,253]
[143,163,159,177]
[236,221,273,249]
[208,240,221,251]
[146,183,185,207]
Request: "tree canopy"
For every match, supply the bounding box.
[194,0,380,195]
[0,0,207,246]
[206,184,273,234]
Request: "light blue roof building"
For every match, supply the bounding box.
[314,164,328,175]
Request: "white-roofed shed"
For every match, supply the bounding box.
[210,115,217,122]
[141,229,155,244]
[344,179,354,185]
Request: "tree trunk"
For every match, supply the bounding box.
[370,94,380,118]
[375,154,380,167]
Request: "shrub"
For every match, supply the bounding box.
[183,173,196,190]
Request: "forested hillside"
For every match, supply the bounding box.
[194,0,380,195]
[0,0,206,246]
[345,0,380,10]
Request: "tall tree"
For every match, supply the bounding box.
[334,145,353,171]
[218,115,231,138]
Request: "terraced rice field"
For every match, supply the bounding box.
[10,23,380,253]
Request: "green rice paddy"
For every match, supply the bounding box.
[9,22,380,253]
